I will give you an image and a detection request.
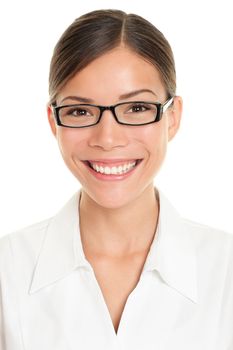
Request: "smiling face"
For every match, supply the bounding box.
[48,46,182,209]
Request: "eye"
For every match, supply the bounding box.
[132,105,147,112]
[66,107,92,117]
[127,103,151,113]
[58,105,97,120]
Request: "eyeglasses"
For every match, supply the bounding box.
[51,97,174,128]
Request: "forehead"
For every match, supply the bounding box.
[58,47,166,104]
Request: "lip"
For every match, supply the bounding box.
[86,158,138,167]
[83,159,143,181]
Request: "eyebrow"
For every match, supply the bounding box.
[119,89,158,100]
[60,89,158,104]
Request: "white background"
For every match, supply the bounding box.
[0,0,232,237]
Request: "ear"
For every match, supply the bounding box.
[167,96,183,141]
[47,104,57,137]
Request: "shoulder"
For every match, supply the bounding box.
[181,218,233,268]
[0,218,51,269]
[0,192,80,276]
[182,217,233,246]
[159,190,233,257]
[158,190,233,250]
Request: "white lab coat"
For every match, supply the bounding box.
[1,190,233,349]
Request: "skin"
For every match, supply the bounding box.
[47,46,182,332]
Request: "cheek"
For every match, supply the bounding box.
[137,121,168,158]
[55,129,87,161]
[139,123,168,180]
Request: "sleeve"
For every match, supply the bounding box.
[215,236,233,349]
[0,236,24,350]
[0,282,6,350]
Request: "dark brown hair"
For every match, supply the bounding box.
[49,9,176,104]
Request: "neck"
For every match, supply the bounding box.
[79,185,159,258]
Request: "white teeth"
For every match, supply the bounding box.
[100,166,104,174]
[89,161,137,175]
[105,167,111,175]
[111,166,117,175]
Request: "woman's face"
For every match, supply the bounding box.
[48,47,182,209]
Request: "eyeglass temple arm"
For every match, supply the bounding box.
[163,96,174,112]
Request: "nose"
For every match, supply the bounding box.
[88,109,129,151]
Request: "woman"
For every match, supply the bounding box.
[0,9,233,350]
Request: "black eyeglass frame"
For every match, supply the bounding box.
[51,96,174,128]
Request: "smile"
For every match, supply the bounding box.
[85,159,142,176]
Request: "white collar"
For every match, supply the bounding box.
[143,190,198,303]
[29,190,198,303]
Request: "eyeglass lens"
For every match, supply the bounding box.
[58,102,158,127]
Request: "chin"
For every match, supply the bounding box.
[83,187,134,209]
[80,180,155,211]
